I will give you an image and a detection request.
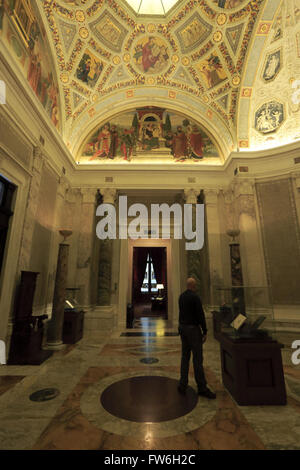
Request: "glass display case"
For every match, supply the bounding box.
[212,286,276,340]
[63,288,84,344]
[65,288,81,312]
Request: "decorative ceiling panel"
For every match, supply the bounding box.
[2,0,274,161]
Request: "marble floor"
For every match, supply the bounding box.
[0,319,300,450]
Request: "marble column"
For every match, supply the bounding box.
[184,188,210,305]
[97,188,117,306]
[75,189,97,309]
[205,188,223,307]
[18,146,45,271]
[46,243,69,350]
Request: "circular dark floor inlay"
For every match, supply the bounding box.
[29,388,60,402]
[140,357,159,364]
[100,376,198,423]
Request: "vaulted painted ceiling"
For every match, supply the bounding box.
[2,0,299,163]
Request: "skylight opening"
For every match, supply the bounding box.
[125,0,179,15]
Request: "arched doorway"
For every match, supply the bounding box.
[132,246,168,320]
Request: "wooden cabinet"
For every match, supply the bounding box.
[219,333,287,406]
[63,310,84,344]
[8,271,52,365]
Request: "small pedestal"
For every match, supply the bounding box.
[63,310,85,344]
[219,333,287,405]
[211,311,222,341]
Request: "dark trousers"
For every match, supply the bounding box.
[179,324,207,392]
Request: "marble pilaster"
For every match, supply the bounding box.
[291,173,300,230]
[18,146,45,271]
[184,189,210,305]
[233,179,267,289]
[205,188,224,306]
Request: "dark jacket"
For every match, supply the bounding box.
[179,289,207,335]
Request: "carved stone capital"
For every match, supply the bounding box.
[100,188,117,205]
[205,189,220,205]
[222,189,234,204]
[184,188,198,204]
[233,179,255,197]
[32,146,45,173]
[57,175,70,198]
[65,188,81,204]
[81,188,97,204]
[293,174,300,190]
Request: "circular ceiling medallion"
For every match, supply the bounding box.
[60,72,69,84]
[75,10,85,22]
[132,36,170,75]
[172,54,179,64]
[146,77,156,85]
[123,53,131,63]
[147,24,156,33]
[217,13,227,25]
[181,57,190,66]
[232,75,241,87]
[113,56,121,65]
[79,27,89,39]
[213,31,223,43]
[100,376,198,423]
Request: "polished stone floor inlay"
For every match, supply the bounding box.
[121,332,178,337]
[29,389,60,402]
[100,376,198,423]
[140,358,159,364]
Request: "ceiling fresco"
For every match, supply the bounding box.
[38,0,265,162]
[3,0,299,162]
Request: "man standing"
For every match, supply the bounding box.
[178,278,216,399]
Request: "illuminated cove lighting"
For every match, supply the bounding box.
[125,0,179,15]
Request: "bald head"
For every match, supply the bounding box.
[187,277,197,291]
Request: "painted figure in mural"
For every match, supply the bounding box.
[97,123,111,157]
[120,128,135,160]
[109,125,119,159]
[89,123,112,160]
[77,56,92,84]
[133,44,143,66]
[263,52,280,81]
[187,126,204,159]
[173,126,188,159]
[215,0,244,7]
[165,130,174,154]
[28,52,41,94]
[142,123,160,150]
[142,37,160,73]
[202,55,227,89]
